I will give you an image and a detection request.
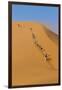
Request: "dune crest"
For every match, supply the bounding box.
[42,24,58,44]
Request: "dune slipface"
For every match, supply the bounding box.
[12,22,59,86]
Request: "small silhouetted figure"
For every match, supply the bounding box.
[45,54,51,61]
[32,33,36,39]
[18,24,20,27]
[30,28,32,31]
[18,24,22,28]
[45,54,48,58]
[36,43,43,50]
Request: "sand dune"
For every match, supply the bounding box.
[12,22,59,86]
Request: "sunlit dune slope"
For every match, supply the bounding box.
[12,22,59,86]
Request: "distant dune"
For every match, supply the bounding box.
[12,22,59,86]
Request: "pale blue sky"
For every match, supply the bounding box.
[12,4,59,34]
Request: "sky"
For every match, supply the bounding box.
[12,4,59,34]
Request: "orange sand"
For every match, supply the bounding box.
[12,22,59,86]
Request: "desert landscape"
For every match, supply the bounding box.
[12,22,59,86]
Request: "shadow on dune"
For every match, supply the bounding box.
[42,25,58,44]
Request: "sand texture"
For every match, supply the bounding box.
[12,22,59,86]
